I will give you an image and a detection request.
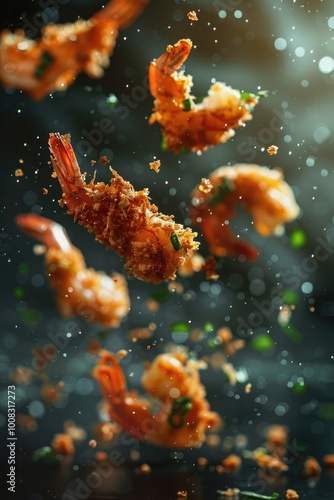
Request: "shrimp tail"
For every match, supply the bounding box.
[94,0,150,30]
[49,133,84,198]
[93,351,127,404]
[15,213,72,252]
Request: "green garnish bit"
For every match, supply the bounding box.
[161,136,167,151]
[168,396,192,428]
[106,94,118,107]
[194,96,204,104]
[203,321,214,333]
[18,263,29,274]
[281,289,299,306]
[208,178,235,206]
[13,286,24,299]
[289,228,307,249]
[280,323,303,343]
[239,90,269,101]
[250,333,275,352]
[171,321,190,334]
[208,338,220,349]
[98,330,110,339]
[218,491,279,500]
[20,309,42,326]
[32,446,60,466]
[170,233,183,251]
[34,52,53,79]
[150,289,170,303]
[182,98,193,111]
[179,146,190,154]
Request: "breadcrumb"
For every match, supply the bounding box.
[245,383,252,393]
[286,489,299,499]
[51,433,75,455]
[15,168,24,177]
[88,439,97,448]
[149,160,161,172]
[267,145,278,155]
[95,451,108,462]
[199,178,213,193]
[99,155,110,165]
[177,491,188,499]
[42,187,48,194]
[136,463,151,474]
[187,11,198,21]
[222,454,241,471]
[201,255,219,280]
[303,456,321,476]
[323,454,334,467]
[117,349,128,359]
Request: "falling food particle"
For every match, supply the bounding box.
[201,255,219,280]
[42,187,48,195]
[91,160,96,166]
[19,158,24,164]
[146,345,151,350]
[86,339,101,355]
[199,178,213,193]
[286,489,299,499]
[136,463,151,474]
[15,168,24,177]
[303,456,321,476]
[95,451,108,462]
[117,349,128,359]
[267,145,278,155]
[197,456,208,469]
[149,160,161,172]
[222,454,242,471]
[51,171,57,178]
[245,383,252,393]
[187,11,198,21]
[99,156,109,165]
[51,433,75,456]
[217,488,241,497]
[277,305,292,326]
[89,439,97,448]
[129,327,153,342]
[323,454,334,467]
[177,491,188,499]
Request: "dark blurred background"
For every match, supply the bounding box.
[1,1,334,498]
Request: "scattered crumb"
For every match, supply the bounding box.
[130,450,141,461]
[41,383,63,403]
[17,414,38,433]
[95,451,108,462]
[217,327,233,344]
[51,171,57,178]
[15,168,24,177]
[217,487,240,497]
[19,158,24,164]
[267,145,278,155]
[303,456,321,476]
[146,345,151,350]
[149,160,161,172]
[51,433,75,455]
[11,366,35,385]
[94,422,119,442]
[88,439,97,448]
[128,327,153,342]
[117,349,128,359]
[136,463,151,474]
[64,420,87,442]
[177,491,188,499]
[286,489,299,499]
[206,433,221,447]
[146,299,159,312]
[42,187,48,194]
[222,454,241,471]
[197,456,208,469]
[187,11,198,21]
[245,383,252,393]
[216,464,224,474]
[99,156,109,165]
[91,160,96,166]
[199,177,213,193]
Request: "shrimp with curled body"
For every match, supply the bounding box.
[191,164,300,260]
[148,39,261,154]
[49,133,198,284]
[15,213,130,327]
[93,349,220,448]
[0,0,149,100]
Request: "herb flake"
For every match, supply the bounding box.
[34,52,53,79]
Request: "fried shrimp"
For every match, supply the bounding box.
[191,164,300,260]
[148,39,261,154]
[93,349,220,448]
[15,213,130,327]
[49,133,198,283]
[0,0,149,100]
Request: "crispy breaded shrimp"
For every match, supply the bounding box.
[93,349,220,448]
[191,164,300,260]
[0,0,149,100]
[15,213,130,327]
[49,133,198,283]
[148,39,261,154]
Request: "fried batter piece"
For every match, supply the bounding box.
[149,39,260,154]
[0,0,149,99]
[16,213,130,327]
[191,164,300,260]
[93,349,220,448]
[49,133,198,283]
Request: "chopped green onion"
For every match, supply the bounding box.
[280,323,303,343]
[179,146,190,154]
[150,289,170,303]
[194,96,204,104]
[97,330,110,339]
[18,263,29,274]
[171,321,190,334]
[250,333,274,352]
[13,286,24,299]
[203,321,214,333]
[316,402,334,420]
[106,93,118,106]
[289,228,307,248]
[218,491,278,500]
[281,289,299,306]
[32,447,60,466]
[161,136,167,151]
[239,90,269,101]
[20,309,42,326]
[208,338,220,349]
[208,178,235,206]
[182,98,193,111]
[34,52,53,79]
[168,396,192,428]
[170,233,183,251]
[293,381,306,394]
